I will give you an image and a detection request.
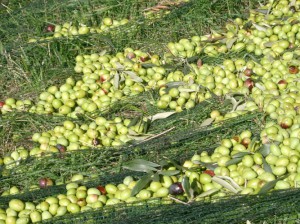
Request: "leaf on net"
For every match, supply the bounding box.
[258,174,290,194]
[225,157,243,166]
[212,176,239,194]
[123,71,143,83]
[148,111,176,122]
[122,159,160,172]
[158,170,181,176]
[179,88,196,93]
[131,173,153,196]
[200,118,214,127]
[193,161,218,170]
[195,188,219,198]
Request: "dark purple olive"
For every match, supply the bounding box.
[169,182,184,195]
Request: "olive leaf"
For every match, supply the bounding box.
[200,118,214,127]
[123,159,160,173]
[225,157,243,166]
[226,37,238,49]
[167,158,183,170]
[212,176,239,194]
[243,21,252,30]
[127,117,141,128]
[131,173,153,196]
[235,103,247,111]
[99,49,107,56]
[158,170,181,176]
[252,23,267,32]
[232,151,252,158]
[258,174,290,194]
[262,157,273,173]
[254,9,269,14]
[248,137,258,152]
[179,88,197,93]
[123,71,143,83]
[165,81,186,88]
[141,63,157,68]
[258,144,271,157]
[193,161,218,170]
[148,111,176,122]
[115,62,125,70]
[182,176,194,200]
[195,188,219,198]
[113,72,120,89]
[216,176,241,190]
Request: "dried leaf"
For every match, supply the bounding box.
[212,176,239,194]
[123,71,143,83]
[235,103,247,111]
[148,111,176,122]
[131,173,153,196]
[200,118,214,127]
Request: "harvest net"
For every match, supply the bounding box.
[1,0,300,223]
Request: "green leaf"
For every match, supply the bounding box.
[252,23,267,32]
[262,157,273,173]
[167,158,183,171]
[182,176,193,199]
[258,174,290,194]
[152,173,160,182]
[158,170,180,176]
[232,152,252,158]
[131,173,153,196]
[226,37,237,49]
[127,117,140,128]
[192,161,218,170]
[216,176,241,190]
[195,188,219,198]
[259,144,271,157]
[225,157,243,166]
[212,176,239,194]
[141,63,157,68]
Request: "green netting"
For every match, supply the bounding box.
[39,188,300,224]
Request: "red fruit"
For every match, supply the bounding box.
[92,138,100,146]
[244,78,254,91]
[140,55,149,62]
[197,59,203,68]
[203,170,215,177]
[244,68,252,77]
[289,66,299,74]
[280,117,293,129]
[169,182,184,195]
[39,178,54,188]
[96,185,106,195]
[241,137,251,148]
[56,144,66,153]
[0,102,5,108]
[45,24,55,33]
[278,80,287,84]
